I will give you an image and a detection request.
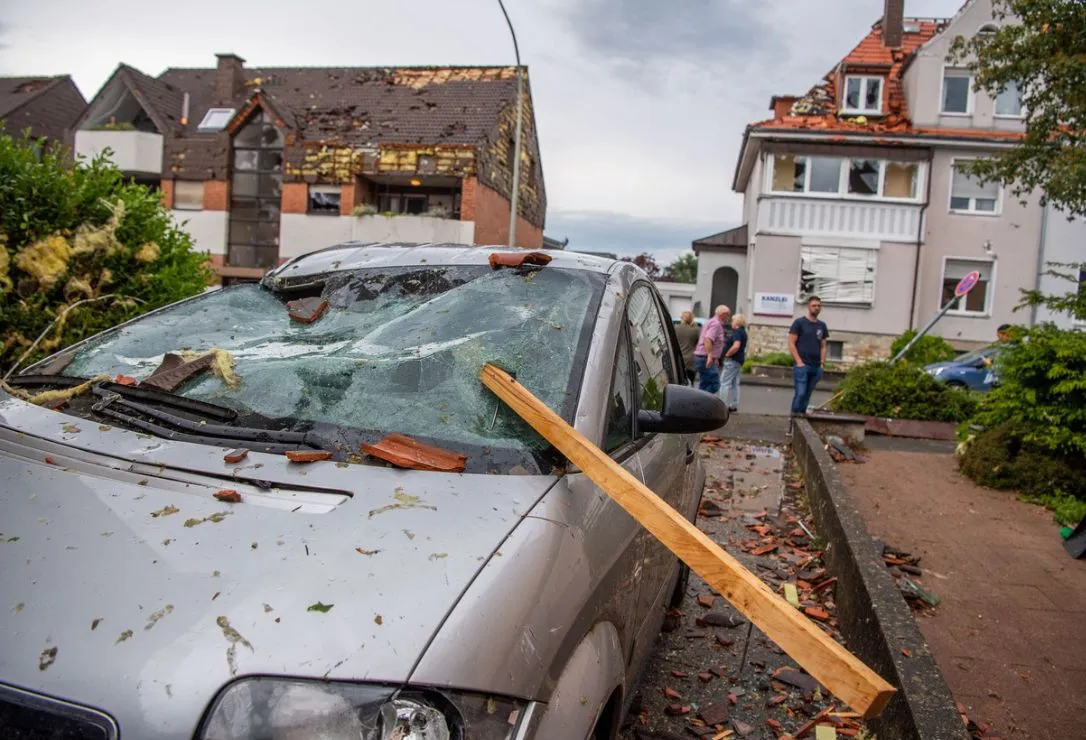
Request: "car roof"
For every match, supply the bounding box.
[266,242,620,283]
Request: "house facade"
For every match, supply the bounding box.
[73,55,546,281]
[702,0,1084,363]
[0,76,86,147]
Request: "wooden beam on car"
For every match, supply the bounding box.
[479,363,896,719]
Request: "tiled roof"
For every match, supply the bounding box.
[751,18,1024,142]
[156,65,519,146]
[118,65,186,134]
[0,76,67,118]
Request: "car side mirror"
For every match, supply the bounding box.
[637,384,729,434]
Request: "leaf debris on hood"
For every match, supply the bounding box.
[38,646,57,671]
[144,604,174,631]
[263,603,274,613]
[184,512,233,527]
[91,618,102,630]
[368,488,438,518]
[13,602,25,613]
[216,616,254,677]
[151,505,180,518]
[214,490,242,504]
[307,601,334,613]
[355,547,381,556]
[115,629,133,644]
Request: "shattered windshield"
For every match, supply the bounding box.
[60,265,606,472]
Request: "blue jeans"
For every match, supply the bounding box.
[791,365,823,415]
[695,355,720,394]
[721,359,741,410]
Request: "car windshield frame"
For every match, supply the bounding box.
[32,263,607,474]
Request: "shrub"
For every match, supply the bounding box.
[742,351,794,374]
[830,361,979,422]
[958,423,1086,524]
[889,329,957,366]
[0,133,211,374]
[967,323,1086,459]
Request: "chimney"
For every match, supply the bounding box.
[882,0,904,48]
[770,95,798,119]
[213,53,246,103]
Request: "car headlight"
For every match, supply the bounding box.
[198,678,525,740]
[927,367,944,377]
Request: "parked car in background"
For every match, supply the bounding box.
[0,243,728,740]
[924,345,1002,391]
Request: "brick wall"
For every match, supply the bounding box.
[282,183,308,214]
[461,177,477,221]
[470,178,543,248]
[160,179,175,209]
[203,180,230,211]
[340,181,363,216]
[747,324,897,365]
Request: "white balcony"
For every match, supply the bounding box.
[757,197,922,242]
[74,130,163,176]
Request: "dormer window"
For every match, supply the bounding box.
[843,76,883,114]
[198,107,236,131]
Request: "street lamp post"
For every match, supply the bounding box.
[497,0,523,247]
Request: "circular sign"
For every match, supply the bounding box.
[955,270,981,298]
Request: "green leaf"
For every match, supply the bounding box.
[307,601,334,613]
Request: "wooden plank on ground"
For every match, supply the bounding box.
[480,364,896,718]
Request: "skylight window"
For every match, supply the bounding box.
[903,22,921,33]
[197,108,236,131]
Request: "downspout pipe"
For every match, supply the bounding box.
[908,151,935,330]
[1030,201,1049,326]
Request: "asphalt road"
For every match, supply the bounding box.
[732,382,832,417]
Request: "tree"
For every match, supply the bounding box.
[948,0,1086,215]
[664,253,698,283]
[0,133,211,374]
[620,252,662,279]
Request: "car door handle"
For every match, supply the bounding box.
[685,445,695,464]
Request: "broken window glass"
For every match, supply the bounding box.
[627,285,673,414]
[799,247,877,304]
[604,327,634,453]
[308,186,342,214]
[884,162,918,199]
[61,266,606,472]
[847,160,880,196]
[771,155,805,193]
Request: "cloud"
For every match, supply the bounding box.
[547,208,728,265]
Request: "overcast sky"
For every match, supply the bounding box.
[2,0,961,265]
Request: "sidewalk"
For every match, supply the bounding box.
[839,451,1086,739]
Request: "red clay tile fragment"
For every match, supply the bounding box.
[214,489,242,503]
[901,647,912,657]
[769,694,787,706]
[142,352,214,392]
[224,448,249,464]
[115,374,138,386]
[488,251,553,270]
[699,702,729,726]
[804,607,830,621]
[794,705,835,738]
[766,718,783,731]
[698,671,714,682]
[286,297,330,324]
[751,544,779,556]
[663,687,682,700]
[664,704,690,716]
[811,577,838,594]
[285,450,333,462]
[670,670,688,678]
[696,592,715,608]
[360,433,467,472]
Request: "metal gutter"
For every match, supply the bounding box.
[1031,202,1049,326]
[908,152,936,330]
[749,128,1020,149]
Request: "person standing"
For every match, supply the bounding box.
[674,311,701,384]
[694,305,731,394]
[788,296,829,416]
[720,314,748,412]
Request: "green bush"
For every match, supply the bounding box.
[967,324,1086,459]
[889,330,957,366]
[0,133,211,374]
[829,361,979,422]
[742,351,794,374]
[958,423,1086,524]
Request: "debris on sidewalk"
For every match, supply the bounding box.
[824,435,864,464]
[871,540,940,611]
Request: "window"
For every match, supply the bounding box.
[770,155,840,194]
[376,193,428,214]
[884,162,919,199]
[228,111,283,269]
[942,69,972,114]
[847,159,881,196]
[173,181,203,210]
[198,108,236,131]
[308,185,342,214]
[843,76,883,114]
[826,340,844,361]
[942,259,993,314]
[994,81,1023,117]
[808,157,840,193]
[950,162,999,213]
[627,285,674,417]
[800,246,877,304]
[604,327,635,452]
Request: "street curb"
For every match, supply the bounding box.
[792,419,968,740]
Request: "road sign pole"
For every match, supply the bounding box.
[889,269,981,365]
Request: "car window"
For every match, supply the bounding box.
[58,265,607,471]
[627,284,674,414]
[604,326,635,452]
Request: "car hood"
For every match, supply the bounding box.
[923,361,957,372]
[0,397,556,738]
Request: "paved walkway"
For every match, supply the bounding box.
[840,451,1086,739]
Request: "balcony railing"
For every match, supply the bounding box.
[758,196,922,242]
[74,130,163,176]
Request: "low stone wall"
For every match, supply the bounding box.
[792,420,968,740]
[747,324,895,365]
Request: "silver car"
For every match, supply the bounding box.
[0,244,727,740]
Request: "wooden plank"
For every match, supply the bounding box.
[480,364,896,718]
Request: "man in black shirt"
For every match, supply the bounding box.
[788,296,829,416]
